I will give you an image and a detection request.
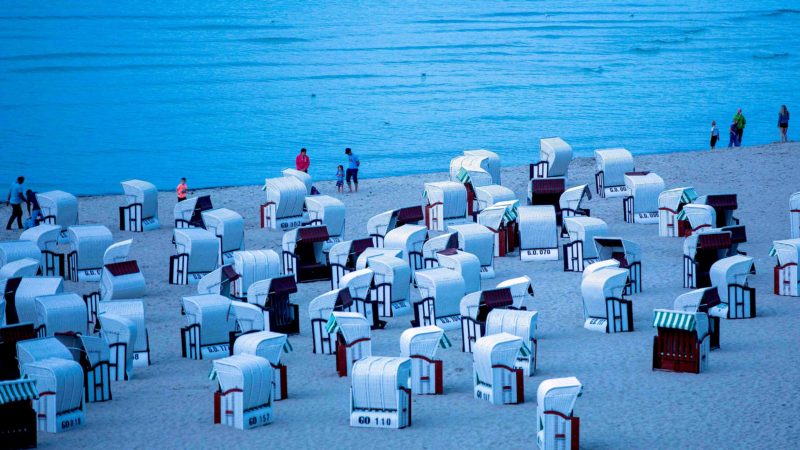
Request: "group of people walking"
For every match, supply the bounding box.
[295,147,361,193]
[710,105,791,149]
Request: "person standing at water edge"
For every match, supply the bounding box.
[710,121,720,150]
[177,178,188,202]
[295,148,310,173]
[6,176,26,230]
[728,121,739,148]
[733,109,746,145]
[345,148,360,193]
[778,105,790,143]
[336,165,344,193]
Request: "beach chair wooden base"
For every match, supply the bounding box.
[584,297,633,333]
[33,396,84,433]
[0,401,37,449]
[474,366,524,405]
[595,171,628,198]
[774,264,798,297]
[652,328,709,374]
[350,387,411,429]
[214,391,273,430]
[181,325,229,360]
[537,412,580,450]
[410,356,443,395]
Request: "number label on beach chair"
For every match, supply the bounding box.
[351,413,396,428]
[584,318,608,332]
[521,248,558,262]
[202,344,230,359]
[244,410,273,429]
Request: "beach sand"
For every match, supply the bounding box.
[3,142,799,449]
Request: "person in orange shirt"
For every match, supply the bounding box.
[176,177,188,202]
[295,148,310,173]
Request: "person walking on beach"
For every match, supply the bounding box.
[710,121,720,150]
[728,121,740,148]
[6,176,26,230]
[344,148,360,193]
[778,105,790,143]
[733,108,746,146]
[177,177,188,202]
[25,189,41,228]
[295,148,310,173]
[336,165,344,193]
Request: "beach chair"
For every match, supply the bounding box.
[679,203,716,235]
[97,300,151,367]
[305,195,346,251]
[359,255,411,318]
[496,276,535,310]
[97,313,136,381]
[531,137,573,180]
[622,172,665,224]
[230,250,281,300]
[473,333,526,405]
[211,354,274,429]
[282,225,331,282]
[233,331,291,401]
[261,176,307,230]
[563,217,608,272]
[485,309,538,376]
[384,224,428,277]
[34,293,87,337]
[3,277,63,326]
[119,179,160,232]
[594,148,634,198]
[474,184,516,216]
[170,228,220,285]
[477,200,519,257]
[683,230,732,288]
[652,309,710,374]
[0,258,40,281]
[0,240,41,274]
[355,247,403,269]
[580,266,632,333]
[100,260,145,306]
[528,178,565,221]
[173,195,213,229]
[460,288,514,353]
[246,276,300,335]
[20,224,64,276]
[673,287,722,349]
[197,265,240,299]
[36,190,78,243]
[519,205,559,261]
[367,206,424,247]
[791,192,800,239]
[180,294,236,360]
[771,239,800,296]
[328,312,372,377]
[202,208,245,265]
[282,168,313,194]
[594,237,642,294]
[536,377,582,450]
[413,268,465,330]
[65,225,113,282]
[448,222,495,278]
[450,155,495,198]
[329,238,375,289]
[421,232,458,269]
[399,326,449,395]
[437,249,481,295]
[709,255,756,319]
[424,182,470,231]
[350,357,412,429]
[339,269,385,329]
[464,149,501,184]
[308,288,352,354]
[229,302,268,340]
[21,358,84,433]
[559,185,592,236]
[0,377,39,448]
[658,187,698,237]
[696,194,740,228]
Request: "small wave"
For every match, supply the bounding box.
[582,66,605,74]
[653,36,688,44]
[236,37,308,44]
[0,51,189,61]
[166,23,293,31]
[762,8,800,18]
[630,46,660,54]
[683,27,707,35]
[752,51,789,60]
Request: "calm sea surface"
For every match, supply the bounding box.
[1,1,798,195]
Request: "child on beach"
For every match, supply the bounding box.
[728,121,739,148]
[336,165,344,193]
[710,121,720,150]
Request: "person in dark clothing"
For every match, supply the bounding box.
[6,176,26,230]
[25,190,41,227]
[779,105,790,143]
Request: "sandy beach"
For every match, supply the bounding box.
[2,142,799,450]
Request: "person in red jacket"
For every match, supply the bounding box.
[176,177,188,202]
[295,148,310,173]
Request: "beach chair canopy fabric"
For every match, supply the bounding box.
[581,267,629,319]
[519,205,558,250]
[594,148,634,187]
[0,258,40,280]
[448,223,495,266]
[422,233,459,262]
[624,172,665,213]
[329,239,374,269]
[653,309,709,339]
[464,149,501,184]
[246,275,297,309]
[438,250,481,294]
[351,356,411,411]
[330,311,370,344]
[282,168,313,195]
[364,255,410,302]
[101,261,147,302]
[593,237,641,265]
[16,337,73,368]
[202,208,245,254]
[7,277,63,325]
[486,309,538,346]
[399,325,445,359]
[20,224,62,251]
[450,156,494,188]
[539,137,573,178]
[339,269,374,301]
[383,225,427,260]
[121,179,158,219]
[263,176,307,219]
[683,230,732,260]
[355,248,403,270]
[679,204,716,231]
[233,330,288,365]
[477,200,519,232]
[496,276,534,310]
[305,195,346,237]
[582,259,621,280]
[473,333,523,382]
[0,240,42,268]
[559,185,591,213]
[415,268,465,320]
[308,288,350,320]
[97,300,148,353]
[173,195,213,227]
[696,194,739,227]
[536,376,582,445]
[658,187,698,214]
[475,185,516,211]
[771,238,800,267]
[212,354,274,410]
[35,293,87,336]
[424,182,468,219]
[68,225,113,270]
[564,217,609,259]
[103,239,133,265]
[98,313,136,372]
[181,294,236,345]
[233,250,282,294]
[37,190,79,228]
[673,287,721,313]
[22,357,83,413]
[174,228,220,272]
[710,255,754,300]
[231,302,267,334]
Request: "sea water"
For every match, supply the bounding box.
[1,1,798,195]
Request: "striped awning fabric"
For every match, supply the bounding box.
[325,314,339,335]
[208,367,218,381]
[439,333,452,349]
[652,309,695,331]
[682,188,698,204]
[455,167,471,184]
[283,339,293,353]
[0,378,39,404]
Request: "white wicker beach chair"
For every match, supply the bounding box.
[211,354,274,429]
[531,137,573,179]
[384,224,427,276]
[119,179,160,232]
[19,225,63,276]
[473,333,526,405]
[180,294,236,360]
[360,255,411,317]
[22,357,84,433]
[97,300,150,367]
[0,240,41,270]
[367,206,424,247]
[261,176,307,230]
[34,293,87,337]
[559,184,591,221]
[593,237,642,293]
[420,232,458,269]
[464,149,501,184]
[496,276,535,310]
[474,184,515,214]
[459,287,515,353]
[36,191,78,242]
[399,326,447,395]
[281,225,331,283]
[652,309,710,373]
[4,277,63,326]
[171,228,220,285]
[305,195,345,250]
[450,155,495,189]
[329,311,372,377]
[563,217,609,272]
[308,288,350,354]
[66,225,112,282]
[771,238,800,297]
[594,148,634,198]
[202,208,245,265]
[230,302,268,335]
[437,249,481,295]
[658,187,698,237]
[97,313,136,381]
[173,195,213,229]
[696,194,740,228]
[230,250,281,299]
[486,309,538,376]
[708,255,756,319]
[0,258,40,280]
[536,377,582,450]
[683,230,732,289]
[244,275,300,335]
[339,268,384,329]
[477,200,519,257]
[424,181,469,231]
[355,247,403,270]
[623,172,665,224]
[448,222,496,278]
[329,238,375,289]
[518,205,559,261]
[580,267,632,333]
[233,331,291,401]
[100,260,145,303]
[414,267,465,330]
[350,356,412,429]
[282,168,313,194]
[791,192,800,239]
[673,287,721,350]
